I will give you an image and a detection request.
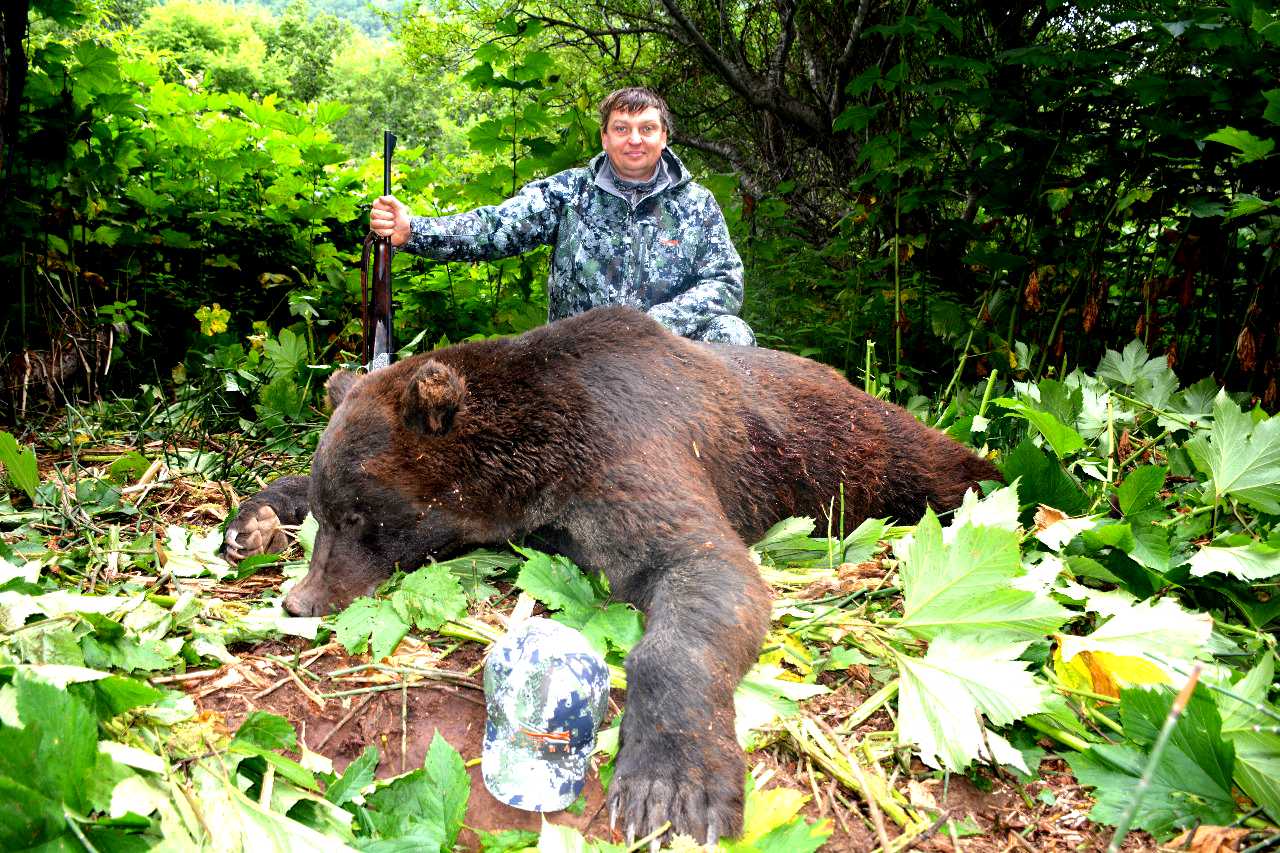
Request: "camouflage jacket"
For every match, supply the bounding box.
[402,149,746,340]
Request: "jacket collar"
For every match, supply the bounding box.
[589,148,692,205]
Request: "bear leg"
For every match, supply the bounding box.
[569,484,771,844]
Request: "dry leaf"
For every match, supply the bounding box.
[1167,826,1251,852]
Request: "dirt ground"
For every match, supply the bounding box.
[182,622,1161,853]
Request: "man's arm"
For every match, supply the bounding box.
[644,191,745,338]
[398,172,576,262]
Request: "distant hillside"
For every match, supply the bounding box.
[249,0,406,37]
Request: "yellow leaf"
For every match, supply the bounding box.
[739,786,809,844]
[1053,644,1169,699]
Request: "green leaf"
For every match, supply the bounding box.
[895,634,1046,771]
[1205,126,1276,162]
[0,431,39,502]
[391,565,468,632]
[993,397,1085,458]
[1117,466,1167,516]
[362,732,470,846]
[0,777,66,851]
[751,816,832,853]
[477,828,540,852]
[1097,340,1169,389]
[513,547,597,625]
[1186,391,1280,513]
[896,509,1071,642]
[1215,654,1280,823]
[1057,595,1212,680]
[1066,686,1235,839]
[1044,187,1073,212]
[1002,439,1089,515]
[841,517,887,564]
[734,665,829,749]
[424,731,470,850]
[325,745,378,807]
[1188,537,1280,580]
[579,603,644,656]
[81,675,165,719]
[1264,89,1280,124]
[233,711,297,752]
[263,328,308,379]
[0,673,99,813]
[333,597,408,661]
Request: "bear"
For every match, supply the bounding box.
[223,305,999,844]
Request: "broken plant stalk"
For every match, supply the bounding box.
[837,678,900,734]
[783,716,928,840]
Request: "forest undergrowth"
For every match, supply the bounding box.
[1,338,1278,852]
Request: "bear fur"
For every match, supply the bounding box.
[224,306,999,843]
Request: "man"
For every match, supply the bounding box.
[370,87,755,345]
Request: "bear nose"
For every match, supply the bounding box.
[283,588,321,617]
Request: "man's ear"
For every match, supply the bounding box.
[326,370,360,410]
[402,361,467,435]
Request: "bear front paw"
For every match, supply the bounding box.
[223,504,289,563]
[606,734,744,846]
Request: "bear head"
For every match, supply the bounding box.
[283,358,489,616]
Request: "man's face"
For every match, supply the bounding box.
[601,106,668,182]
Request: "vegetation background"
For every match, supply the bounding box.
[0,2,1278,851]
[1,0,1276,429]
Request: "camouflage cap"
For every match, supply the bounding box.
[482,617,610,812]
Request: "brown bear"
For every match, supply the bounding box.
[223,306,998,844]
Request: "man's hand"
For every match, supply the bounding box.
[370,195,412,247]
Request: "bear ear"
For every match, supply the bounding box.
[326,370,360,410]
[402,361,467,435]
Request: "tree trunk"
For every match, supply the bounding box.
[1,0,32,177]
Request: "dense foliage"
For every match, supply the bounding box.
[2,0,1277,428]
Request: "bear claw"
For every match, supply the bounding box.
[223,504,288,562]
[606,756,742,849]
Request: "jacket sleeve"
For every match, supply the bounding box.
[645,191,745,337]
[401,171,574,262]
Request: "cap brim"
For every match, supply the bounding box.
[481,729,588,812]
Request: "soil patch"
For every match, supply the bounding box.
[182,636,619,849]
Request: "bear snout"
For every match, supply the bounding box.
[283,584,330,617]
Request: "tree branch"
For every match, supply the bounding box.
[768,0,798,90]
[673,133,769,198]
[830,0,872,116]
[657,0,826,136]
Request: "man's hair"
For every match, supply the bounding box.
[598,87,673,134]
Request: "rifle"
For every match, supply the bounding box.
[361,130,396,371]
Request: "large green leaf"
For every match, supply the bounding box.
[0,431,39,502]
[392,565,468,632]
[362,732,470,848]
[993,396,1085,458]
[896,634,1046,771]
[424,731,470,850]
[1096,340,1171,389]
[1001,439,1089,516]
[325,746,378,807]
[1186,391,1280,513]
[1205,126,1276,162]
[897,507,1070,642]
[1215,654,1280,822]
[514,547,597,625]
[333,597,408,662]
[1188,537,1280,580]
[1066,686,1235,839]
